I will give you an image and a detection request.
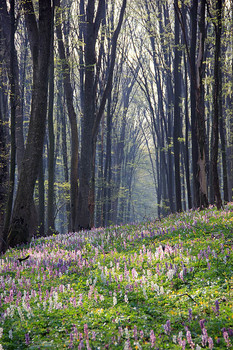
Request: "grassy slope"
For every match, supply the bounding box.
[0,204,233,349]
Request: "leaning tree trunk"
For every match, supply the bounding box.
[7,0,52,248]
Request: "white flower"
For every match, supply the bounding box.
[0,328,3,339]
[9,330,13,340]
[113,292,117,306]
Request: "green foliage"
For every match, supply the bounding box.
[1,204,233,348]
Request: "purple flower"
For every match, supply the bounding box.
[133,325,138,341]
[199,319,206,329]
[25,333,30,346]
[202,328,208,347]
[215,299,220,315]
[150,330,156,348]
[223,331,231,348]
[163,320,171,335]
[208,337,214,350]
[188,308,193,322]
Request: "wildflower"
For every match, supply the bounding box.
[208,337,214,350]
[113,291,117,306]
[223,331,231,348]
[84,324,89,340]
[188,308,193,322]
[214,300,219,315]
[150,330,156,348]
[202,328,208,347]
[9,329,13,340]
[133,325,138,341]
[69,332,74,348]
[186,331,195,349]
[124,293,128,303]
[25,333,30,345]
[0,329,2,338]
[163,320,171,335]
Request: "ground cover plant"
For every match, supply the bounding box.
[0,204,233,349]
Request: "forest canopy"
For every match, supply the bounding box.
[0,0,232,251]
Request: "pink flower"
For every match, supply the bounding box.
[208,337,214,350]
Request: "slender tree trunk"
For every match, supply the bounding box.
[47,8,55,234]
[0,91,8,249]
[190,0,199,207]
[211,0,223,209]
[55,0,79,232]
[77,0,127,229]
[173,0,182,212]
[195,0,208,208]
[6,0,52,249]
[2,0,16,250]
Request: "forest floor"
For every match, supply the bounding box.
[0,204,233,349]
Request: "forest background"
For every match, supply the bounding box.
[0,0,232,252]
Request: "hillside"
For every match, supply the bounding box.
[0,204,233,349]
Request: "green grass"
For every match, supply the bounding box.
[0,204,233,349]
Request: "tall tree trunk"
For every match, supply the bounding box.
[0,0,25,172]
[47,7,55,234]
[2,0,16,250]
[77,0,127,229]
[195,0,208,208]
[0,90,8,250]
[211,0,223,209]
[6,0,52,249]
[55,0,79,232]
[190,0,199,207]
[173,0,182,212]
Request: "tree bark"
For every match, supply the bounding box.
[173,0,182,212]
[47,6,55,234]
[55,0,79,232]
[6,0,52,249]
[211,0,223,209]
[195,0,208,208]
[77,0,127,229]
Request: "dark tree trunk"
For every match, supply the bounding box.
[55,0,79,232]
[0,0,25,172]
[211,0,223,209]
[7,0,52,249]
[2,0,16,250]
[195,0,208,208]
[77,0,127,229]
[173,0,182,212]
[47,7,55,234]
[0,91,8,249]
[190,0,199,208]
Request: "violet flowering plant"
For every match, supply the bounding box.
[0,204,233,348]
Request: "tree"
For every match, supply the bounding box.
[211,0,223,209]
[77,0,127,230]
[6,0,52,249]
[55,0,79,232]
[173,0,182,212]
